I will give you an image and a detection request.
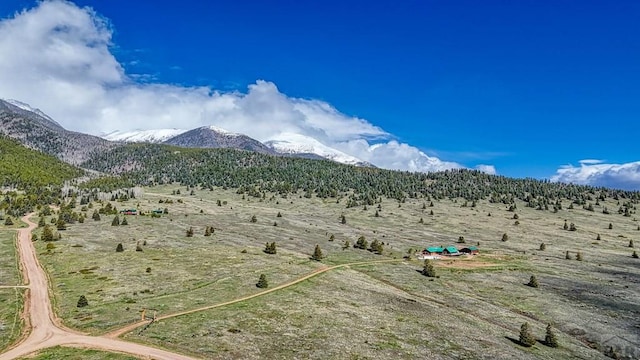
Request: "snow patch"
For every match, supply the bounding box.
[102,128,187,143]
[265,133,367,166]
[3,98,61,126]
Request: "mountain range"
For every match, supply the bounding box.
[0,98,370,167]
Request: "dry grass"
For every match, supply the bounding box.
[31,185,640,359]
[0,230,25,351]
[17,346,139,359]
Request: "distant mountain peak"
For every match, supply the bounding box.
[206,125,241,137]
[1,98,63,129]
[264,132,369,166]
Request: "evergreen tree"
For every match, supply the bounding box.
[629,240,634,248]
[501,233,509,242]
[608,223,613,229]
[42,225,54,242]
[576,252,583,261]
[38,217,46,227]
[329,234,335,241]
[121,217,128,225]
[527,275,539,288]
[422,259,436,277]
[31,234,38,242]
[519,322,536,347]
[276,211,282,218]
[341,215,346,224]
[565,251,572,260]
[369,239,383,254]
[77,295,89,308]
[544,324,559,348]
[569,223,577,231]
[56,218,66,230]
[256,274,268,288]
[342,240,350,250]
[204,226,212,236]
[111,215,120,226]
[354,236,368,249]
[92,210,100,221]
[116,243,124,252]
[186,227,194,237]
[632,250,638,259]
[539,243,546,251]
[250,215,257,223]
[4,216,13,226]
[596,233,601,240]
[311,244,324,261]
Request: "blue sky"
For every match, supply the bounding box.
[0,1,639,188]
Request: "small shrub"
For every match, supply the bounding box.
[565,251,572,260]
[527,275,539,288]
[457,236,465,244]
[576,252,583,261]
[250,215,257,223]
[596,233,601,240]
[186,227,194,237]
[4,216,13,226]
[501,233,509,242]
[632,251,639,259]
[116,243,124,252]
[111,215,120,226]
[311,245,324,261]
[77,295,89,308]
[539,243,546,251]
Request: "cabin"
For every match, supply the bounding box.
[442,246,461,256]
[460,246,479,255]
[424,246,444,255]
[119,208,138,215]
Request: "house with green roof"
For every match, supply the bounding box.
[443,246,461,256]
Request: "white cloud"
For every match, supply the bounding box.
[0,0,488,174]
[551,161,640,190]
[474,164,497,175]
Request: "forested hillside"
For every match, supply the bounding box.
[82,143,640,207]
[0,135,83,187]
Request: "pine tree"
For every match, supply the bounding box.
[111,215,120,226]
[311,245,324,261]
[596,233,601,240]
[116,243,124,252]
[264,242,277,254]
[256,274,268,288]
[519,322,536,347]
[527,275,539,288]
[186,227,194,237]
[501,233,509,242]
[204,226,212,236]
[92,210,100,221]
[329,234,335,242]
[354,236,368,249]
[276,211,282,218]
[629,240,634,248]
[539,243,546,251]
[250,215,257,223]
[4,216,13,226]
[565,251,572,260]
[632,250,638,259]
[77,295,89,308]
[369,239,383,254]
[342,240,350,250]
[56,218,66,230]
[121,217,128,225]
[544,324,559,348]
[136,241,143,252]
[422,259,436,277]
[608,222,613,229]
[576,252,583,261]
[42,225,54,242]
[38,217,46,227]
[341,215,346,224]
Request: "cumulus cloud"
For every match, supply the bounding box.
[0,0,485,173]
[551,161,640,190]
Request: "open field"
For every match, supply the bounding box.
[17,346,139,360]
[0,230,25,352]
[31,185,640,359]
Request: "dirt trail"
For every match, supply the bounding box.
[106,259,403,338]
[0,214,197,360]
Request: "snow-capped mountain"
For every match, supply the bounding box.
[163,126,274,154]
[102,128,187,143]
[2,99,63,129]
[264,133,368,166]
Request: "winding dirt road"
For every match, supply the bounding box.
[1,214,404,359]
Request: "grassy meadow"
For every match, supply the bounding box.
[0,229,25,352]
[31,185,640,359]
[17,346,139,360]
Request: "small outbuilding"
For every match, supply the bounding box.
[119,208,138,215]
[460,246,479,255]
